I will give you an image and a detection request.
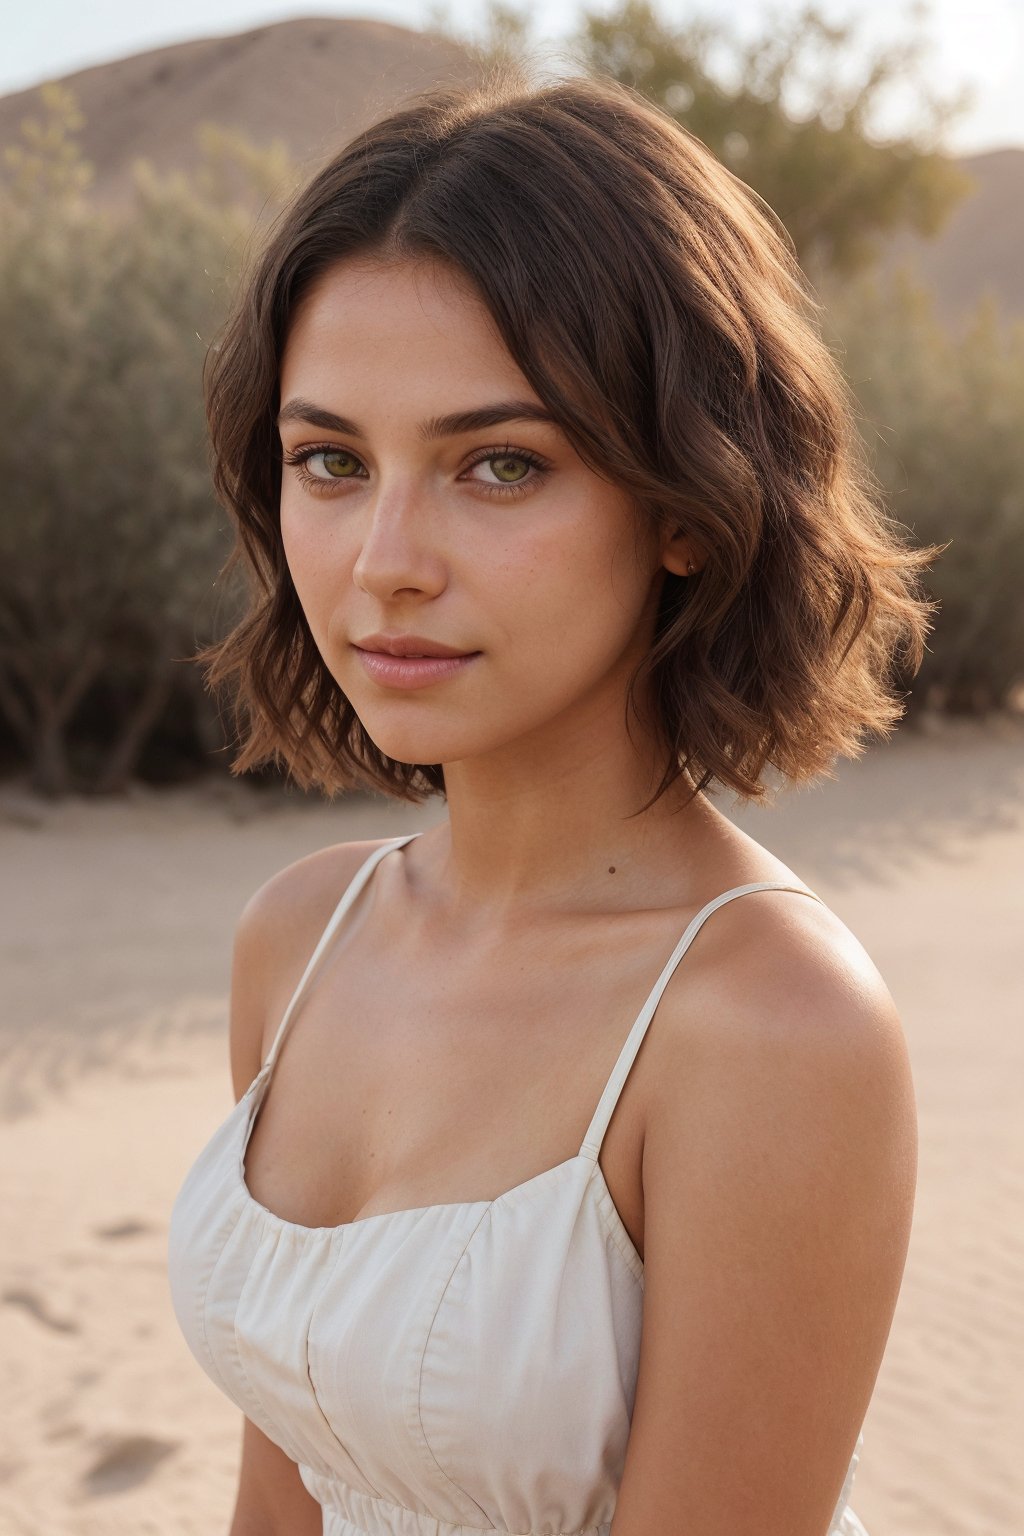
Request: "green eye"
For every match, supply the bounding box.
[465,445,551,499]
[316,450,359,478]
[487,455,530,483]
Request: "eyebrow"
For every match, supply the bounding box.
[276,397,559,442]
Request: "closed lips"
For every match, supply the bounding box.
[354,635,479,658]
[357,647,478,657]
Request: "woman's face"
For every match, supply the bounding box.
[278,255,682,775]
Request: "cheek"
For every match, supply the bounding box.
[520,509,648,614]
[279,496,347,621]
[488,510,653,670]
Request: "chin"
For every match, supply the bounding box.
[358,720,471,767]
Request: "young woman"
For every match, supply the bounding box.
[168,66,929,1536]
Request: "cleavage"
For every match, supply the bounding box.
[241,942,657,1246]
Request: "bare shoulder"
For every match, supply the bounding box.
[613,888,919,1533]
[235,834,397,964]
[644,884,918,1213]
[227,834,399,1100]
[650,878,911,1094]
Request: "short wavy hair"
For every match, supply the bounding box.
[198,65,938,807]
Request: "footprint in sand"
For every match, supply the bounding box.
[82,1435,177,1496]
[93,1219,152,1239]
[1,1287,77,1334]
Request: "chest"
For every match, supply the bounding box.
[244,910,692,1257]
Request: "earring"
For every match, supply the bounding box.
[687,560,697,575]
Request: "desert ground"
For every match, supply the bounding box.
[0,718,1021,1536]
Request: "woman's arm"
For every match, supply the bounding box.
[228,1416,323,1536]
[611,895,918,1535]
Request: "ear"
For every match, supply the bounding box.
[661,529,705,579]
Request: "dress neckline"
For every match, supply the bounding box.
[231,1061,644,1275]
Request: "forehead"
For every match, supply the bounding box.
[280,256,527,401]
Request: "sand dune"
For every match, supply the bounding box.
[1,718,1021,1534]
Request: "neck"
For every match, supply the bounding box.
[414,725,719,929]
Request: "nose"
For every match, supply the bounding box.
[351,483,449,602]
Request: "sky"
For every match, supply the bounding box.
[5,0,1024,156]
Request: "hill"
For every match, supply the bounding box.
[873,145,1024,331]
[0,16,486,202]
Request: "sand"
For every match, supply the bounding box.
[1,717,1021,1535]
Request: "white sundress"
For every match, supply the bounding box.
[167,832,869,1535]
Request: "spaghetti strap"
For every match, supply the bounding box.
[579,880,823,1160]
[260,833,422,1078]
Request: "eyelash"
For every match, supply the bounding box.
[281,442,552,501]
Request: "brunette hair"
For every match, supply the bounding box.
[198,63,938,806]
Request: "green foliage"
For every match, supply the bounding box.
[571,0,973,278]
[192,122,297,211]
[3,81,94,201]
[0,87,290,794]
[821,267,1024,712]
[438,0,974,279]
